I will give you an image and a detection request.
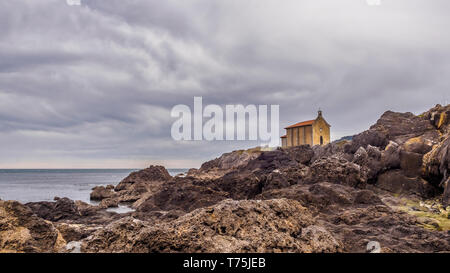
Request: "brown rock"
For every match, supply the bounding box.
[244,149,298,172]
[99,198,119,209]
[312,142,347,162]
[188,148,261,179]
[369,111,435,144]
[346,130,388,153]
[260,166,309,192]
[283,145,315,165]
[26,197,80,222]
[115,165,172,191]
[90,186,116,201]
[308,183,354,206]
[306,156,367,188]
[26,198,124,226]
[376,170,437,198]
[443,178,450,206]
[366,145,382,160]
[400,151,423,178]
[0,200,66,253]
[54,223,96,242]
[422,135,450,187]
[421,104,450,133]
[353,190,382,205]
[136,177,229,213]
[82,199,342,253]
[352,146,383,181]
[403,136,434,154]
[352,147,369,166]
[258,183,450,252]
[381,141,401,169]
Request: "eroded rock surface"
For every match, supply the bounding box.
[0,200,66,253]
[82,199,342,253]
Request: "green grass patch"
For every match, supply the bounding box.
[395,198,450,231]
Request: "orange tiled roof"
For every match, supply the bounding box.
[284,119,315,129]
[280,135,287,138]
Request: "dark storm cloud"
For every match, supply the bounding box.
[1,0,450,168]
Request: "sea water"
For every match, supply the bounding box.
[0,169,188,204]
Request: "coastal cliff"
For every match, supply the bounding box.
[1,104,450,253]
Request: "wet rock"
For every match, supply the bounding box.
[99,198,119,209]
[74,200,103,217]
[0,200,66,253]
[26,197,80,222]
[26,198,124,226]
[115,165,172,191]
[91,166,174,210]
[90,186,116,201]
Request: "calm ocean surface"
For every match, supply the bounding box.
[0,169,188,204]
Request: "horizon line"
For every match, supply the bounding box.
[0,167,191,170]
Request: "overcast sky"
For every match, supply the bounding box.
[1,0,449,168]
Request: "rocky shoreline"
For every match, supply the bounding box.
[1,104,450,253]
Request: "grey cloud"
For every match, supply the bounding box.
[1,0,450,168]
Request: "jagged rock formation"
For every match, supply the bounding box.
[187,148,262,179]
[135,176,230,213]
[82,199,342,253]
[0,200,66,253]
[2,104,450,253]
[88,165,173,209]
